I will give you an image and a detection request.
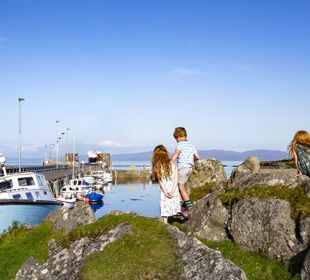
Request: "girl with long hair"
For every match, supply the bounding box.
[288,130,310,176]
[152,145,180,224]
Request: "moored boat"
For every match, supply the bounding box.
[82,191,104,202]
[0,154,60,233]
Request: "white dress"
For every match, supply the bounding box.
[160,166,181,217]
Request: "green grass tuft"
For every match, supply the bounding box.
[190,183,217,202]
[0,221,59,280]
[219,185,310,219]
[80,214,181,280]
[0,214,181,280]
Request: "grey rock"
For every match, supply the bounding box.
[186,192,229,241]
[300,217,310,247]
[187,159,227,192]
[229,198,301,261]
[230,169,306,189]
[168,225,247,280]
[45,201,95,234]
[301,248,310,280]
[16,223,132,280]
[230,156,260,182]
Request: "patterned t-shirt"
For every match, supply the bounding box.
[176,140,198,169]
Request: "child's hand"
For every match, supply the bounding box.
[165,191,172,198]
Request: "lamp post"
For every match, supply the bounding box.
[66,128,70,163]
[56,120,60,168]
[18,97,25,172]
[61,132,65,162]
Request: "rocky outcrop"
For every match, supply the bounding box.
[229,198,302,262]
[301,249,310,280]
[230,156,260,182]
[230,169,309,189]
[186,192,229,241]
[187,159,227,192]
[45,201,95,234]
[168,225,247,280]
[16,223,132,280]
[300,217,310,246]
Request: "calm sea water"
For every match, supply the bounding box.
[1,160,241,227]
[89,160,242,219]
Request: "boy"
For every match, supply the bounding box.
[171,127,200,217]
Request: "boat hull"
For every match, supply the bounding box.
[0,200,60,234]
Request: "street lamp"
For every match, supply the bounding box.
[18,97,25,172]
[61,132,65,162]
[66,128,70,162]
[56,120,60,168]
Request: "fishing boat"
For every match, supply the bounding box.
[60,178,93,198]
[0,154,60,233]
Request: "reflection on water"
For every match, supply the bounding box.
[92,181,160,219]
[89,161,242,218]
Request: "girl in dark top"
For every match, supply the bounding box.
[288,130,310,176]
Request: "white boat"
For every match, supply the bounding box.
[57,196,76,209]
[0,154,60,233]
[60,178,93,198]
[82,176,96,185]
[91,170,113,183]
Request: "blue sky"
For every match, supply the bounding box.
[0,0,309,158]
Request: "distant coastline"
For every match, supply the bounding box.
[111,149,288,162]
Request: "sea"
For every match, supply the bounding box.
[1,159,242,230]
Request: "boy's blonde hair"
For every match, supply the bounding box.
[173,127,187,139]
[288,130,310,158]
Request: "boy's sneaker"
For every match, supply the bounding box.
[180,208,189,218]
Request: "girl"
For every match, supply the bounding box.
[152,145,180,224]
[288,130,310,177]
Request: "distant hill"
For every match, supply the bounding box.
[111,149,288,161]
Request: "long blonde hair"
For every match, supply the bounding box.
[288,130,310,158]
[151,145,171,181]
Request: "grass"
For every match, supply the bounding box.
[200,239,301,280]
[190,182,217,202]
[0,221,60,280]
[80,214,181,280]
[219,185,310,219]
[0,214,181,280]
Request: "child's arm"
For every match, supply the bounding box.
[159,180,172,198]
[171,149,181,163]
[167,163,178,196]
[194,152,200,161]
[292,150,302,176]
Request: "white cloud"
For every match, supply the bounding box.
[165,66,208,79]
[98,140,131,148]
[98,140,152,149]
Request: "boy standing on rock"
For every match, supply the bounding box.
[171,127,200,217]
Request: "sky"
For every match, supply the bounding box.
[0,0,309,159]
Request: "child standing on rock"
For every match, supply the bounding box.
[171,127,200,217]
[152,145,180,224]
[288,130,310,177]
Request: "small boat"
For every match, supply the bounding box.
[60,178,93,197]
[57,196,76,209]
[91,170,113,183]
[82,191,104,202]
[0,154,60,233]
